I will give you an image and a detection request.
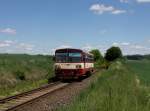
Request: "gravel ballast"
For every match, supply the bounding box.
[12,72,101,111]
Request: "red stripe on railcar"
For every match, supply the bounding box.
[55,68,94,79]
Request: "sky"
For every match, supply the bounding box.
[0,0,150,55]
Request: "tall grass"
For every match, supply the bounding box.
[58,61,150,111]
[0,54,54,98]
[0,79,47,98]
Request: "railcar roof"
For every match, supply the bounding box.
[55,48,83,52]
[55,48,93,56]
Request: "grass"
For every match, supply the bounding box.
[126,59,150,86]
[58,61,150,111]
[0,79,48,98]
[0,54,54,98]
[1,54,150,110]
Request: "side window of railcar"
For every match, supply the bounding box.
[86,55,93,62]
[85,55,92,62]
[89,55,94,62]
[87,55,90,62]
[85,55,88,62]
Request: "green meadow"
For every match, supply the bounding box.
[126,60,150,86]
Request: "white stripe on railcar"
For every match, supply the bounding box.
[55,63,94,69]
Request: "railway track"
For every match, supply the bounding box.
[0,69,101,111]
[0,81,69,111]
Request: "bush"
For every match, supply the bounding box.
[99,60,110,69]
[90,49,103,61]
[90,49,105,68]
[0,73,17,89]
[14,70,25,80]
[105,46,122,61]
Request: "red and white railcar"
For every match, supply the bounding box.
[54,48,94,79]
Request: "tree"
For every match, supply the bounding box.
[105,46,122,61]
[90,49,103,61]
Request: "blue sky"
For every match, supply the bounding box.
[0,0,150,55]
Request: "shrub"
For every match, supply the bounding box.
[100,60,110,69]
[14,70,25,80]
[90,49,103,61]
[105,46,122,61]
[0,73,17,89]
[90,49,105,68]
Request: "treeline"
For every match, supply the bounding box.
[90,46,123,69]
[125,54,150,60]
[90,46,150,68]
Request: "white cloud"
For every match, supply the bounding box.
[127,45,150,55]
[18,43,34,51]
[112,42,130,46]
[90,4,126,15]
[5,40,14,44]
[112,42,119,46]
[109,42,150,55]
[64,42,150,55]
[0,40,14,48]
[0,28,16,35]
[120,0,150,3]
[90,4,113,14]
[131,45,145,49]
[111,10,126,14]
[0,40,34,51]
[82,44,94,52]
[120,0,129,3]
[134,45,143,49]
[0,43,10,47]
[56,45,72,49]
[50,45,72,55]
[120,42,130,46]
[137,0,150,3]
[0,40,47,54]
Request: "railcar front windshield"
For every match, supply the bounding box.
[68,53,81,62]
[55,53,68,63]
[55,52,82,63]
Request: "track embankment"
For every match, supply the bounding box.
[0,82,69,111]
[3,71,101,111]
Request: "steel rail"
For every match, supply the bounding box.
[0,82,69,111]
[0,69,101,111]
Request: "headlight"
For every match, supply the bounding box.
[76,65,82,69]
